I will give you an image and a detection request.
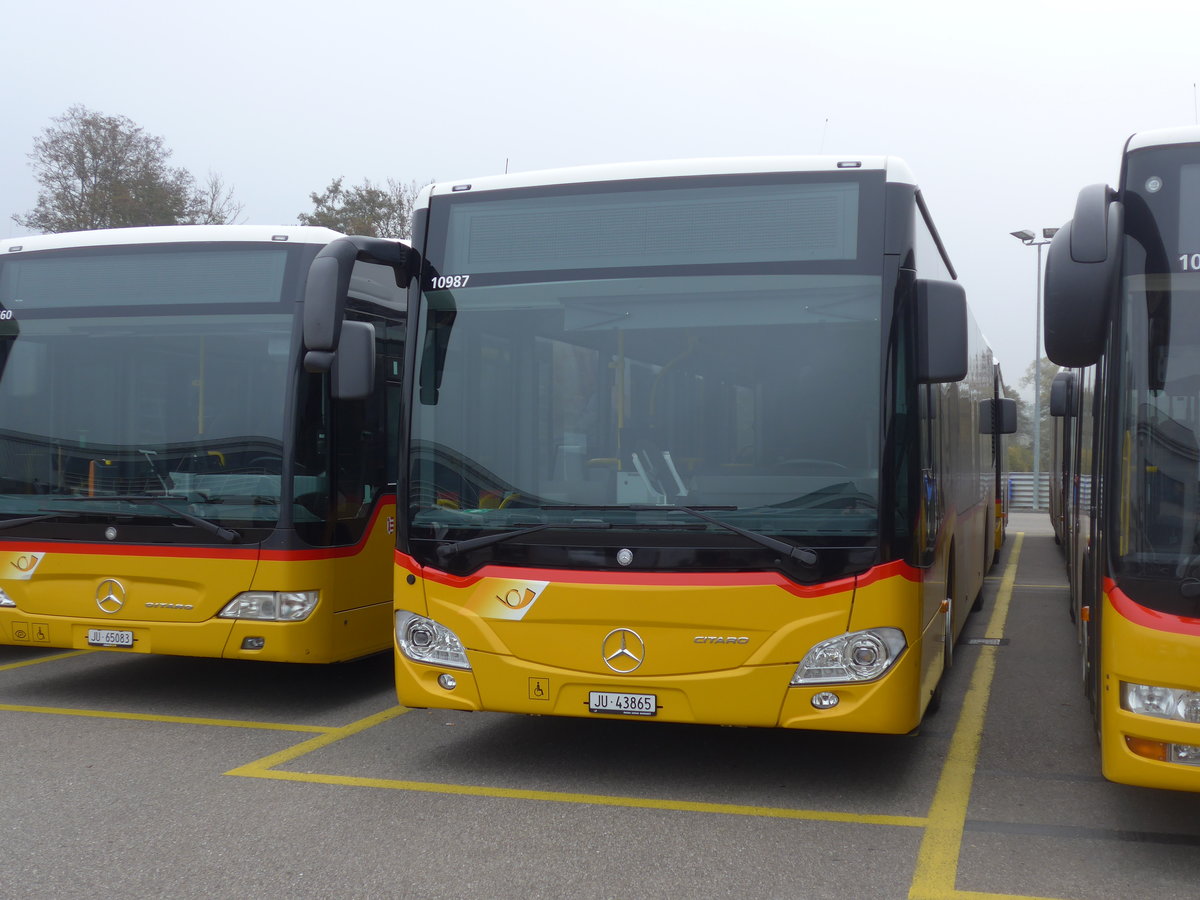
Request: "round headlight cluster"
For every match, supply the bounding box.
[395,611,471,670]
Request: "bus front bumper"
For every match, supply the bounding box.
[0,606,362,664]
[395,640,924,735]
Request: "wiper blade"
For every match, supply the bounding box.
[0,512,81,530]
[436,524,549,565]
[434,520,611,565]
[431,506,815,567]
[628,505,818,567]
[535,503,815,562]
[149,502,241,543]
[54,495,241,543]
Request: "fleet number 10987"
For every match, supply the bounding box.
[429,275,470,290]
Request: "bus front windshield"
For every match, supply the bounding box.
[1114,274,1200,598]
[409,175,885,560]
[0,244,303,531]
[1114,149,1200,608]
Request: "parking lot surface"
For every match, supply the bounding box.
[2,513,1199,899]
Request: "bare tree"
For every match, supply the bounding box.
[13,105,243,233]
[298,176,425,238]
[186,171,245,225]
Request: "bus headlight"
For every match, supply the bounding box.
[1122,681,1200,723]
[219,591,319,621]
[395,611,471,670]
[791,628,907,685]
[0,588,15,608]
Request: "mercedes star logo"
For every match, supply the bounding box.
[96,579,126,614]
[601,628,646,673]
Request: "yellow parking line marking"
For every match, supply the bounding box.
[243,765,931,825]
[0,649,93,671]
[226,704,411,773]
[908,534,1064,900]
[0,703,332,733]
[908,534,1023,899]
[227,704,925,827]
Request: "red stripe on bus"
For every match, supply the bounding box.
[0,501,395,563]
[1105,578,1200,636]
[395,551,920,597]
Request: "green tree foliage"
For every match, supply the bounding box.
[1011,356,1061,473]
[1003,380,1031,472]
[13,105,242,233]
[298,177,424,238]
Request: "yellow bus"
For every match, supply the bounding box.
[0,225,406,662]
[1045,127,1200,790]
[348,157,1012,732]
[1049,369,1073,548]
[991,362,1016,563]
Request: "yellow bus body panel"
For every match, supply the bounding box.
[0,502,395,664]
[395,559,930,734]
[1099,587,1200,792]
[993,499,1006,555]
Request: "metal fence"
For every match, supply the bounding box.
[1007,472,1051,510]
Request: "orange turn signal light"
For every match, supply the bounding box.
[1125,736,1169,762]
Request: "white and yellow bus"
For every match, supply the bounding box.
[325,157,1013,731]
[1046,126,1200,790]
[0,225,406,662]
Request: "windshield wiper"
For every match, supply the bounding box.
[0,511,82,530]
[628,504,818,567]
[431,506,816,568]
[54,495,241,543]
[436,524,548,565]
[434,520,613,565]
[535,504,818,566]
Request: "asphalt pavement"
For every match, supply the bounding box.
[2,516,1199,899]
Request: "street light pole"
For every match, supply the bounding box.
[1010,227,1059,511]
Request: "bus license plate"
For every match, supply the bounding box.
[588,691,657,716]
[87,628,134,648]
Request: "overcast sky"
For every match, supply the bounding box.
[3,0,1198,385]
